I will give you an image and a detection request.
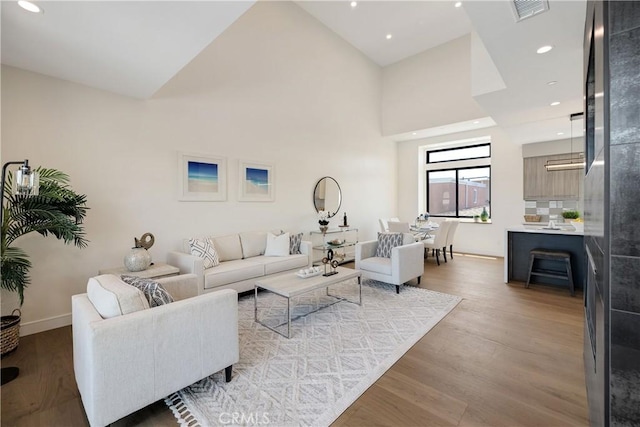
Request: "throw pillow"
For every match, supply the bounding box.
[264,232,290,256]
[289,232,303,254]
[375,232,404,258]
[210,234,243,262]
[188,238,220,268]
[239,231,267,258]
[121,276,174,308]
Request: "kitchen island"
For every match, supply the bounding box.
[504,226,585,291]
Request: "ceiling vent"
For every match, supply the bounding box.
[511,0,549,22]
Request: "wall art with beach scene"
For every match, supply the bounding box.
[239,161,274,202]
[178,152,227,201]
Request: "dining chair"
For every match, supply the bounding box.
[444,219,460,259]
[379,217,400,232]
[423,221,451,266]
[388,221,410,233]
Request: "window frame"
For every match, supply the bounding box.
[426,164,492,219]
[426,142,491,164]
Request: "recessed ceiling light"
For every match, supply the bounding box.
[454,2,462,7]
[386,34,393,40]
[412,132,417,135]
[550,101,560,106]
[557,132,564,136]
[473,121,480,124]
[537,45,553,54]
[18,0,42,13]
[350,1,357,8]
[547,81,558,85]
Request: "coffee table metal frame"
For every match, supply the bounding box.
[254,267,362,338]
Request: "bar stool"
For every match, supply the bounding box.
[526,248,575,296]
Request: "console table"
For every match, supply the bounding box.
[309,227,358,265]
[98,262,180,279]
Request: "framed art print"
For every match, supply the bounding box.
[238,161,274,202]
[178,152,227,201]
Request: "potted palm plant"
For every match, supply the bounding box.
[1,167,88,305]
[1,167,88,364]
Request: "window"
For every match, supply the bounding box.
[424,141,491,218]
[427,143,490,163]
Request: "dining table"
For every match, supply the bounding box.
[410,221,439,240]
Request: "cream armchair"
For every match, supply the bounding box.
[355,234,424,293]
[72,274,239,426]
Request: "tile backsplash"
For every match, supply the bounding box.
[524,199,579,222]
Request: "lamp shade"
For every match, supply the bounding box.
[12,162,39,196]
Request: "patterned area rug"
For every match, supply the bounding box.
[166,279,461,427]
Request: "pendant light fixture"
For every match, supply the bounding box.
[545,113,586,171]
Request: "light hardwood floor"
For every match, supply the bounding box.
[1,254,588,426]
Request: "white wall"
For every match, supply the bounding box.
[470,31,506,97]
[522,137,585,157]
[0,2,396,334]
[397,127,524,257]
[381,35,487,136]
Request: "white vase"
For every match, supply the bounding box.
[124,247,151,272]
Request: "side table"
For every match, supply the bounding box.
[309,227,358,265]
[98,262,180,279]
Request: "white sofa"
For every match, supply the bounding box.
[72,274,239,427]
[167,231,312,295]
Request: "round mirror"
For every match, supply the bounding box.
[313,176,341,218]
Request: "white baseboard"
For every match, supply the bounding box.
[19,313,72,337]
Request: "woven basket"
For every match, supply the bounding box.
[524,214,542,222]
[1,309,21,357]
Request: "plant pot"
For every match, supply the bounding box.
[1,309,21,356]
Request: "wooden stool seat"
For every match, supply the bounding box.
[526,248,575,296]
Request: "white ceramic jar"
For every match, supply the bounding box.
[124,247,151,272]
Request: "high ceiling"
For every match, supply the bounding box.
[0,0,586,145]
[0,1,255,99]
[295,1,473,67]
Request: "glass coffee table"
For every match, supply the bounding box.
[254,266,362,338]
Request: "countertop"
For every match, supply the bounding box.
[506,225,584,236]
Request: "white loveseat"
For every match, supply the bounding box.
[72,274,239,427]
[167,231,312,295]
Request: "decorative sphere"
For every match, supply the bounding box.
[124,247,151,272]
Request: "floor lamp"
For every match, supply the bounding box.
[1,159,39,386]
